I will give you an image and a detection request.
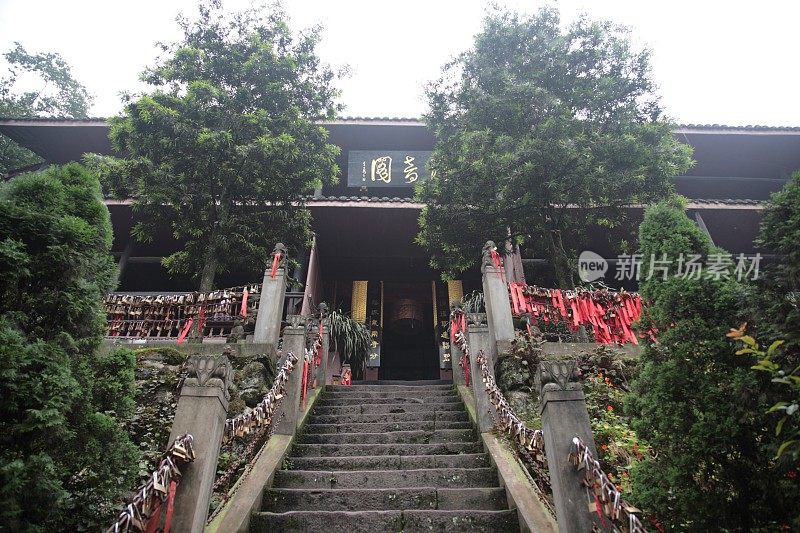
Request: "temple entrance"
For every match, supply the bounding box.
[379,282,439,380]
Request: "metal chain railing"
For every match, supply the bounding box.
[223,351,298,443]
[106,434,195,533]
[474,350,553,511]
[569,437,647,533]
[207,351,299,522]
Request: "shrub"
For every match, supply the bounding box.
[0,164,138,530]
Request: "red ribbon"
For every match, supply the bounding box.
[144,500,162,533]
[240,288,249,317]
[177,318,193,344]
[595,494,611,529]
[163,479,177,533]
[316,323,323,366]
[462,352,471,387]
[300,359,309,406]
[197,305,206,336]
[271,252,281,278]
[512,286,645,344]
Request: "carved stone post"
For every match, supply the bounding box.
[167,354,231,533]
[467,313,495,434]
[274,316,306,435]
[536,360,604,532]
[481,240,515,357]
[254,243,288,352]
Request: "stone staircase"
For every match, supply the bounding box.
[250,380,520,532]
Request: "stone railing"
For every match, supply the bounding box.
[104,248,330,533]
[460,240,648,532]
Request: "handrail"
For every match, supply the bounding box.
[106,434,195,533]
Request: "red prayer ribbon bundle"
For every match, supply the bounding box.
[240,288,249,317]
[509,282,643,345]
[270,252,281,278]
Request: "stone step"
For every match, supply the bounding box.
[302,420,473,434]
[285,453,490,471]
[316,396,459,406]
[296,429,476,445]
[324,389,457,399]
[291,442,483,457]
[272,467,499,489]
[356,379,453,386]
[250,509,518,532]
[262,487,508,512]
[327,383,452,392]
[313,402,464,416]
[308,410,470,425]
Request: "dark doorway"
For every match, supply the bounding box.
[380,282,439,380]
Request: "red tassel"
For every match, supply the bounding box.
[163,479,178,533]
[271,252,281,278]
[240,288,249,317]
[300,359,309,406]
[177,318,193,344]
[510,283,520,315]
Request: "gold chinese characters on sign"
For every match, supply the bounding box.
[371,156,392,183]
[369,155,419,184]
[349,150,432,188]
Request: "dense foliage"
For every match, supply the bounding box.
[0,43,93,175]
[626,198,798,530]
[0,163,138,530]
[756,170,800,355]
[417,7,692,284]
[91,0,342,292]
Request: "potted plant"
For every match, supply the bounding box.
[328,308,370,381]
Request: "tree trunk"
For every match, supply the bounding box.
[546,228,575,288]
[198,251,218,294]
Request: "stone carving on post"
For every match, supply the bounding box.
[183,354,233,397]
[536,360,606,532]
[480,240,515,356]
[254,243,289,352]
[167,353,232,533]
[481,240,497,273]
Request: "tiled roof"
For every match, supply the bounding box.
[677,123,800,132]
[688,198,764,206]
[3,116,800,132]
[0,116,108,122]
[310,195,764,207]
[310,195,419,203]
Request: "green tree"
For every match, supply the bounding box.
[756,170,800,355]
[0,43,93,175]
[417,7,692,284]
[91,0,341,292]
[0,163,138,530]
[626,198,796,530]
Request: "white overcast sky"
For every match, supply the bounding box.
[0,0,798,126]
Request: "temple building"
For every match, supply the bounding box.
[1,117,799,379]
